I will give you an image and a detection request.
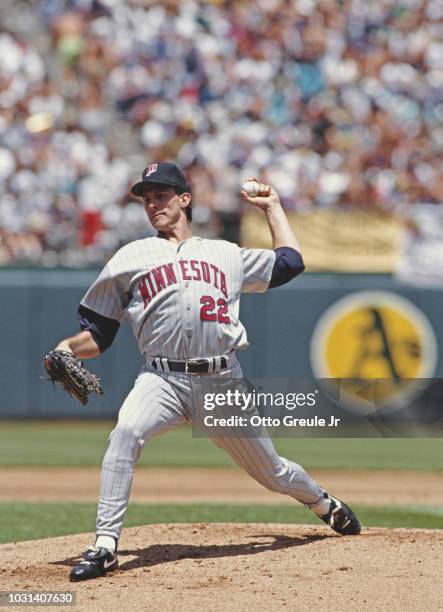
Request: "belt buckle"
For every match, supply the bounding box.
[185,358,208,374]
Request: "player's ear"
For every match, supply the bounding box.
[179,192,191,208]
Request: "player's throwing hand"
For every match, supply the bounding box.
[240,177,281,211]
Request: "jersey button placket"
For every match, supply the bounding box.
[176,245,193,348]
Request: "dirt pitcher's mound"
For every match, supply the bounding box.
[1,524,442,612]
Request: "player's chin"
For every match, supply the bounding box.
[150,215,168,229]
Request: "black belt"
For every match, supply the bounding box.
[151,356,228,374]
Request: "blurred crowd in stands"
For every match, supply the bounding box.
[0,0,442,265]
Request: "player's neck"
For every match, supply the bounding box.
[157,224,193,244]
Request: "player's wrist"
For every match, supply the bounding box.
[264,201,283,215]
[55,342,72,352]
[55,341,76,357]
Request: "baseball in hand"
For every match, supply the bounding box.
[241,180,269,198]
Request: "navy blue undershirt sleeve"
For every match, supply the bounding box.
[78,305,120,353]
[269,247,305,288]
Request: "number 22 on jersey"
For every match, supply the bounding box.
[200,296,231,323]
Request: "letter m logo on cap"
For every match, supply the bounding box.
[145,163,158,178]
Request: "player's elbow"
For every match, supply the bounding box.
[285,249,305,279]
[291,251,305,276]
[269,247,305,288]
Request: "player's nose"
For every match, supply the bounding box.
[148,203,161,215]
[144,199,156,211]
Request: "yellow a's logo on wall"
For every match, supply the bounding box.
[310,291,438,411]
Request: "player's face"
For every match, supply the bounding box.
[142,185,184,230]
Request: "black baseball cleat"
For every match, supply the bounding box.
[320,495,361,535]
[69,546,118,582]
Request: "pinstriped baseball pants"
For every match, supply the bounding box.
[96,356,324,539]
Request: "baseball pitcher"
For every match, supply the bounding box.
[46,162,360,582]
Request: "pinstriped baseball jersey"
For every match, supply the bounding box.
[81,236,276,359]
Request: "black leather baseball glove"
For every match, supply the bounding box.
[44,350,104,405]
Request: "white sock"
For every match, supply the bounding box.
[95,535,116,552]
[310,492,332,517]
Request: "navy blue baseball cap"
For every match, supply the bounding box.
[131,162,189,197]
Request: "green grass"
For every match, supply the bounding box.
[0,421,442,470]
[0,502,441,544]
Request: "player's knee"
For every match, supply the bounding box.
[104,424,145,464]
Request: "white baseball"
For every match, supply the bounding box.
[242,180,261,197]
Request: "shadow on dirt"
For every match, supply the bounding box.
[52,533,330,572]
